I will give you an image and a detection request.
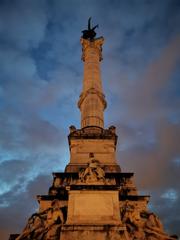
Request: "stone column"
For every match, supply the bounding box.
[78,37,107,128]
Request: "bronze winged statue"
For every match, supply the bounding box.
[82,17,99,40]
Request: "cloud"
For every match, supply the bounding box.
[0,108,65,154]
[116,119,180,235]
[110,29,180,238]
[104,34,180,124]
[0,160,31,195]
[118,120,180,189]
[149,189,180,235]
[0,174,52,238]
[126,35,180,120]
[0,0,48,50]
[0,0,179,239]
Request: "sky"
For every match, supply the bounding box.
[0,0,180,239]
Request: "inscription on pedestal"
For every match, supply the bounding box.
[67,190,121,224]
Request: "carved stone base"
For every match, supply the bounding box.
[60,224,130,240]
[67,190,120,225]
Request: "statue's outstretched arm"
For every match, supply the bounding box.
[92,24,99,31]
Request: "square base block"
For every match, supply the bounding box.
[67,190,120,224]
[60,224,130,240]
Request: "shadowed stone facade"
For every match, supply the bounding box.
[10,23,177,240]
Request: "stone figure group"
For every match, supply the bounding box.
[16,200,65,240]
[120,200,177,240]
[79,159,105,184]
[82,17,98,40]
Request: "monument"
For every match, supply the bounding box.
[10,18,177,240]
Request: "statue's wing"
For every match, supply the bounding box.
[88,17,92,30]
[92,24,99,31]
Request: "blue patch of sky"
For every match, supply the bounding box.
[39,95,80,130]
[0,182,12,196]
[30,18,67,80]
[104,94,126,125]
[160,68,180,123]
[0,150,30,164]
[52,150,69,171]
[30,42,58,81]
[0,200,9,208]
[161,189,178,201]
[31,39,82,85]
[168,113,180,125]
[172,157,180,167]
[165,0,180,36]
[0,88,5,110]
[148,202,154,212]
[117,121,157,151]
[163,67,180,94]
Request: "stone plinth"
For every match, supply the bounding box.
[66,190,120,225]
[60,224,130,240]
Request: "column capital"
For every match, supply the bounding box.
[80,37,104,61]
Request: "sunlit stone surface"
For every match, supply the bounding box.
[10,25,177,240]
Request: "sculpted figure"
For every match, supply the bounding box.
[49,186,58,196]
[46,200,64,227]
[121,202,173,240]
[79,168,85,182]
[82,17,99,40]
[121,201,147,239]
[16,200,65,240]
[86,169,98,182]
[78,159,105,183]
[144,212,164,235]
[94,164,105,180]
[16,211,47,240]
[45,200,64,240]
[53,177,62,188]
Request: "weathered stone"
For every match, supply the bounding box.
[16,200,65,240]
[66,190,120,225]
[61,225,129,240]
[78,159,105,184]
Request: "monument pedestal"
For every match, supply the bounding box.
[67,190,120,225]
[60,224,129,240]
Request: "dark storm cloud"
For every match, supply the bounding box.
[118,120,180,189]
[0,174,51,239]
[0,106,65,154]
[108,34,180,122]
[148,189,180,235]
[0,159,31,201]
[101,0,180,235]
[116,119,180,234]
[0,0,48,50]
[0,0,179,239]
[113,35,180,234]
